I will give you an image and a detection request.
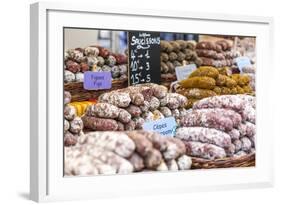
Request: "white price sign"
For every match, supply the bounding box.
[175,64,197,81]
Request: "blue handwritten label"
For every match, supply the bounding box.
[142,117,177,137]
[175,64,197,81]
[83,71,112,90]
[236,56,251,71]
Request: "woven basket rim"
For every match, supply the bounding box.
[64,78,128,86]
[191,152,255,163]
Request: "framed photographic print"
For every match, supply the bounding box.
[30,2,274,202]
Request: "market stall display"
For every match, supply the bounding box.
[242,66,256,91]
[63,30,257,174]
[68,101,96,116]
[64,92,84,146]
[160,40,202,84]
[176,66,254,108]
[195,40,240,73]
[81,83,188,131]
[64,130,192,176]
[234,37,256,64]
[64,46,128,82]
[64,46,129,102]
[176,95,255,167]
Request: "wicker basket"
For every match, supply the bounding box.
[64,79,128,102]
[191,153,255,169]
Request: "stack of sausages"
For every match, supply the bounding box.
[64,46,128,83]
[160,40,202,79]
[64,91,84,146]
[235,37,256,65]
[196,40,240,73]
[64,130,192,176]
[242,66,255,91]
[81,83,189,131]
[176,95,255,160]
[177,66,253,108]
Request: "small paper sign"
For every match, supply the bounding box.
[236,56,251,71]
[175,64,197,81]
[83,71,112,90]
[142,117,177,137]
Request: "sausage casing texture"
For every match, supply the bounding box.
[183,141,226,160]
[176,127,232,148]
[81,116,119,131]
[179,108,241,132]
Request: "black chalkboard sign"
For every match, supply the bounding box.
[128,31,161,85]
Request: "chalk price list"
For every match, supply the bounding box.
[130,49,151,84]
[128,32,161,85]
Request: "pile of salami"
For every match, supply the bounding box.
[64,46,128,83]
[235,37,256,64]
[64,92,84,146]
[177,66,253,108]
[196,40,240,73]
[160,40,202,79]
[64,130,192,176]
[81,83,189,131]
[242,66,255,91]
[176,95,256,160]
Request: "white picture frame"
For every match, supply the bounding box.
[30,2,274,202]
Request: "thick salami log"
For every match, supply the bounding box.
[81,116,119,131]
[238,121,256,137]
[240,137,252,152]
[126,105,142,117]
[126,131,154,157]
[69,117,83,134]
[64,105,76,121]
[183,141,226,160]
[128,153,144,171]
[160,93,187,109]
[118,109,132,124]
[192,95,255,123]
[176,127,232,148]
[227,129,240,140]
[85,103,119,119]
[98,91,131,108]
[179,108,241,132]
[81,131,135,158]
[148,96,161,111]
[64,131,77,146]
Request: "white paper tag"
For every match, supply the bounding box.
[236,56,251,71]
[142,117,177,137]
[175,64,197,81]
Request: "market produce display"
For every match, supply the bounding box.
[176,95,255,160]
[68,101,96,116]
[160,40,202,80]
[64,91,85,146]
[64,130,192,176]
[63,30,257,174]
[81,83,188,131]
[64,46,128,83]
[242,66,256,91]
[177,66,254,108]
[195,40,240,73]
[235,37,256,64]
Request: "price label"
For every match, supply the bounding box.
[83,71,112,90]
[128,31,161,85]
[236,56,251,71]
[142,117,177,137]
[175,64,197,81]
